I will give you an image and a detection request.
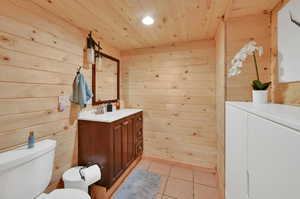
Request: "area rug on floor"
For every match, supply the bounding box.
[112,169,161,199]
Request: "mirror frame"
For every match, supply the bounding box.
[92,52,120,105]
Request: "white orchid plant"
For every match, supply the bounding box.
[228,40,271,90]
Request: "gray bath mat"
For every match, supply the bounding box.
[112,169,161,199]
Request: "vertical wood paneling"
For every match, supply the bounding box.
[215,20,226,199]
[121,41,217,169]
[271,0,300,106]
[0,0,119,191]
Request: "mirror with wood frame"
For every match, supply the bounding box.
[92,52,120,105]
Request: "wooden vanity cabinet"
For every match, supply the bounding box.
[78,111,143,189]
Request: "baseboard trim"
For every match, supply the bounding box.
[142,155,217,174]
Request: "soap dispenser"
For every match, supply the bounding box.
[28,131,35,149]
[116,100,120,110]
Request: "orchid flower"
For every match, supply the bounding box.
[228,40,264,79]
[228,40,271,91]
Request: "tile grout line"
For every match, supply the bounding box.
[168,164,195,199]
[195,182,218,189]
[162,164,173,199]
[169,165,194,182]
[170,176,194,183]
[162,177,169,198]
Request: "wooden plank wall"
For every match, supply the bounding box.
[215,20,226,199]
[226,14,272,101]
[0,0,119,191]
[217,13,272,199]
[121,40,217,169]
[271,0,300,106]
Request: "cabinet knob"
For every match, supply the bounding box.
[138,117,142,121]
[137,145,143,153]
[123,121,129,126]
[137,130,142,136]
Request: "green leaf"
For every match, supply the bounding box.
[262,82,272,90]
[252,80,263,90]
[252,80,271,90]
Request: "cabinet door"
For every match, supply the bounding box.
[248,114,300,199]
[122,119,134,168]
[112,124,123,179]
[225,105,248,199]
[126,119,134,164]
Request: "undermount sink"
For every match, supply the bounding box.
[78,109,143,123]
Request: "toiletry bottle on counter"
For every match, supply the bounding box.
[116,100,120,110]
[28,131,35,149]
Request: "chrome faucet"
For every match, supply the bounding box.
[95,104,105,115]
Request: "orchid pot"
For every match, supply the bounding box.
[228,40,271,104]
[252,90,268,104]
[251,79,271,104]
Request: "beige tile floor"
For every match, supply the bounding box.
[135,158,219,199]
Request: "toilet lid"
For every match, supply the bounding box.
[48,189,90,199]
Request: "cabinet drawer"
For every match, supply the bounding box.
[136,134,143,144]
[135,114,143,129]
[136,128,143,138]
[136,142,143,156]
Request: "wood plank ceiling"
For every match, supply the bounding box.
[29,0,280,50]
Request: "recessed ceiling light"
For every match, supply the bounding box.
[142,16,154,25]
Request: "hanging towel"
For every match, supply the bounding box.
[70,72,93,108]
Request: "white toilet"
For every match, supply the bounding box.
[0,139,90,199]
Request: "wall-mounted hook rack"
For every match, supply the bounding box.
[77,65,83,74]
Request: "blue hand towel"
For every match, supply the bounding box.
[70,72,93,108]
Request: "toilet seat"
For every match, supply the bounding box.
[38,189,90,199]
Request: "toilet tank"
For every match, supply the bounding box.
[0,140,56,199]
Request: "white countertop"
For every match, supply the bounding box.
[78,109,143,123]
[226,102,300,131]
